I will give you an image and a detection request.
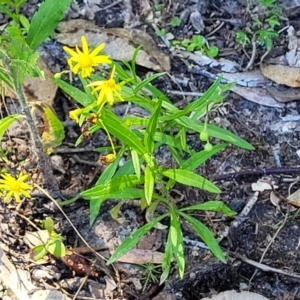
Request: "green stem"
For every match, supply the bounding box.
[14,82,61,197]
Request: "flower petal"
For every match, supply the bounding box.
[63,46,79,58]
[90,43,105,57]
[81,36,89,54]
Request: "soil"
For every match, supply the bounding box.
[1,0,300,300]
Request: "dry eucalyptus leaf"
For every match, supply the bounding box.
[230,85,284,108]
[287,187,300,207]
[260,63,300,88]
[117,249,164,264]
[56,19,170,72]
[266,86,300,103]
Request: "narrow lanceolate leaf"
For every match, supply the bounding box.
[144,98,162,153]
[162,169,220,193]
[0,115,23,141]
[170,206,185,278]
[27,0,72,50]
[102,112,147,155]
[160,230,173,285]
[144,164,155,205]
[131,149,141,179]
[53,78,94,107]
[180,200,236,217]
[107,213,168,264]
[0,66,14,89]
[96,148,125,185]
[179,212,226,263]
[81,174,144,199]
[181,144,227,171]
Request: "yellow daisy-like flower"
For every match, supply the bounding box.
[0,172,33,203]
[63,36,112,78]
[69,108,84,123]
[87,65,124,106]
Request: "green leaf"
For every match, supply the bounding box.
[53,78,94,107]
[181,144,227,171]
[0,114,22,141]
[0,66,14,89]
[170,206,185,278]
[144,98,162,153]
[131,149,141,179]
[43,217,54,235]
[179,127,186,150]
[110,199,127,221]
[133,73,164,94]
[32,244,48,261]
[96,148,125,185]
[179,200,236,216]
[176,117,254,150]
[107,213,168,264]
[162,169,220,193]
[47,238,66,257]
[81,174,144,199]
[101,111,147,155]
[179,212,226,263]
[145,164,155,205]
[115,157,144,177]
[27,0,72,50]
[38,103,65,154]
[160,231,173,284]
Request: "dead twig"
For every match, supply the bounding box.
[232,252,300,280]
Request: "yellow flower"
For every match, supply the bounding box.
[0,172,33,203]
[69,108,84,123]
[87,65,124,106]
[63,36,112,78]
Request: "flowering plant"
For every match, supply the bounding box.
[55,36,254,282]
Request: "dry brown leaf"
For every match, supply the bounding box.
[56,19,170,72]
[230,85,284,108]
[260,63,300,88]
[287,188,300,207]
[117,249,164,264]
[270,191,280,207]
[266,86,300,102]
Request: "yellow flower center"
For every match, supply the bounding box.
[11,181,21,192]
[106,79,116,89]
[78,54,93,68]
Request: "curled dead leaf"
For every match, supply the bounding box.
[261,63,300,88]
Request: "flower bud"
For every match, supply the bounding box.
[200,131,209,142]
[204,141,213,152]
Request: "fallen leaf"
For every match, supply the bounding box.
[201,290,269,300]
[287,187,300,207]
[56,19,170,72]
[270,191,280,207]
[266,86,300,102]
[260,63,300,88]
[117,249,164,264]
[230,85,284,108]
[251,180,272,192]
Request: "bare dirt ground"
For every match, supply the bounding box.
[1,0,300,299]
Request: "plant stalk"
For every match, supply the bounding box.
[14,82,61,197]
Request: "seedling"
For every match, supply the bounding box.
[173,35,219,58]
[236,0,282,53]
[170,16,181,27]
[32,217,66,260]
